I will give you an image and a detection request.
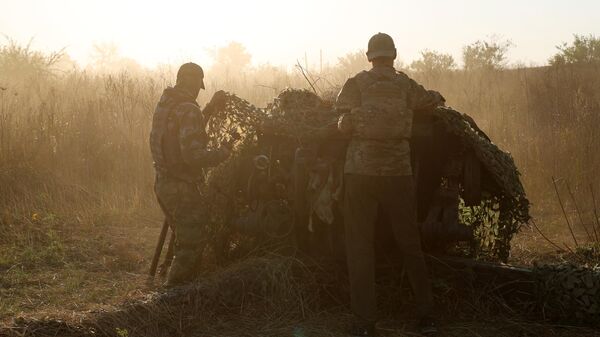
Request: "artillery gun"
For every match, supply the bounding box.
[201,88,529,264]
[196,89,600,325]
[146,89,600,325]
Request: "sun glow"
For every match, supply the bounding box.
[1,0,599,68]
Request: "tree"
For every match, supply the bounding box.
[336,49,370,77]
[208,41,252,79]
[89,42,143,74]
[0,37,64,81]
[410,49,456,74]
[549,34,600,66]
[91,42,119,68]
[462,38,512,71]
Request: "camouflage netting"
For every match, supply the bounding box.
[433,107,531,261]
[261,88,339,139]
[196,90,342,261]
[200,93,268,261]
[196,89,530,262]
[534,263,600,324]
[7,258,600,336]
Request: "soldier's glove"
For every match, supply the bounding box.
[207,90,227,113]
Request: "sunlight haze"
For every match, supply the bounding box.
[1,0,599,67]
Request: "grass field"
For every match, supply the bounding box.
[1,43,600,336]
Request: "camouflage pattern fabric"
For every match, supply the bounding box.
[432,106,530,260]
[534,263,600,324]
[150,87,229,286]
[151,87,229,181]
[155,174,207,286]
[336,66,443,176]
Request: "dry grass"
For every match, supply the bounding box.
[3,255,599,337]
[1,43,600,335]
[0,204,161,322]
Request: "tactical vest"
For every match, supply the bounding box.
[149,92,198,181]
[351,70,412,140]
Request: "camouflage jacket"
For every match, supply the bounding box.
[150,87,228,181]
[336,66,443,176]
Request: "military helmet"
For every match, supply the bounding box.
[176,62,205,89]
[366,33,397,61]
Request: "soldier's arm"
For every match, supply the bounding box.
[335,78,361,134]
[407,76,445,111]
[178,103,229,169]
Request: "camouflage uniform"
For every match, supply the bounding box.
[150,87,228,286]
[337,65,443,324]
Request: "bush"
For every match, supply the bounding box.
[550,34,600,66]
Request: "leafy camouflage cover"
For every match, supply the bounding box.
[203,89,530,261]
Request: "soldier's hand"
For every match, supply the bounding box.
[208,90,227,113]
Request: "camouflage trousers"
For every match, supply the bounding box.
[154,173,207,286]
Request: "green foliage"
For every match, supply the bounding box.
[410,49,456,75]
[0,216,66,269]
[116,327,129,337]
[575,243,600,263]
[550,34,600,66]
[462,38,512,71]
[460,198,499,252]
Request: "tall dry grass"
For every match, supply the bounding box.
[0,45,599,238]
[412,64,600,220]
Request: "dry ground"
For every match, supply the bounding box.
[2,204,600,336]
[0,208,161,324]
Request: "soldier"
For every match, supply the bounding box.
[336,33,445,336]
[150,62,231,286]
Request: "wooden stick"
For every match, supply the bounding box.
[296,60,318,95]
[149,218,169,277]
[565,181,593,242]
[552,177,578,247]
[530,219,566,253]
[590,184,600,243]
[159,229,176,277]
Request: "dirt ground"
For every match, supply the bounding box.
[1,206,600,337]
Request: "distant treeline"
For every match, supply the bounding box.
[0,37,599,219]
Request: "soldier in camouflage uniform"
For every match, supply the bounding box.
[150,63,231,286]
[336,33,445,336]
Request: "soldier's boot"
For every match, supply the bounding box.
[348,321,378,337]
[417,317,438,336]
[164,243,205,287]
[165,259,192,287]
[164,252,199,287]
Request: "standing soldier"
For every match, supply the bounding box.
[150,62,231,286]
[337,33,445,336]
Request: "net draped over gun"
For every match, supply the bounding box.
[150,89,530,266]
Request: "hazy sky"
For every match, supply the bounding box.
[1,0,599,68]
